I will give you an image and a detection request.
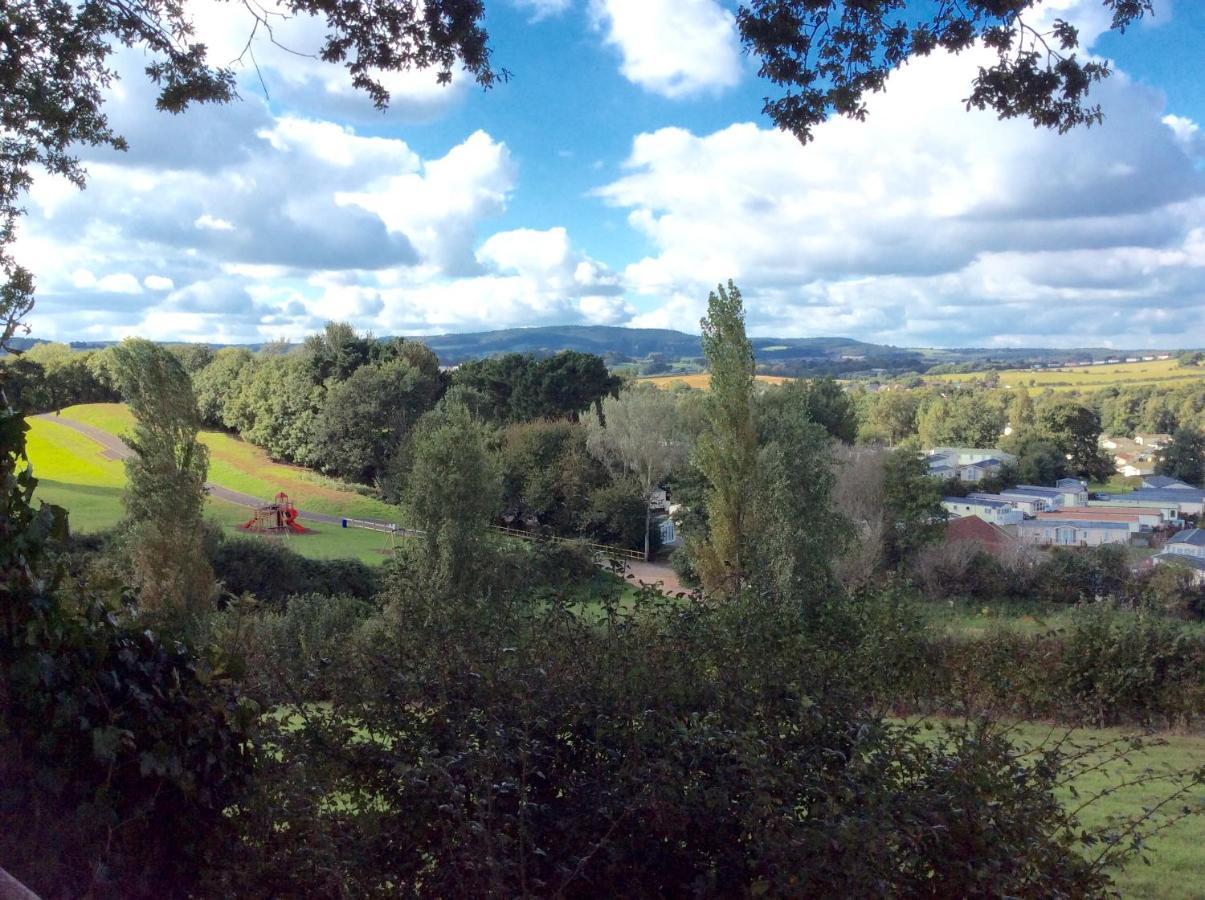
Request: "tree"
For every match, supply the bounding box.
[738,1,1150,143]
[192,346,255,428]
[402,399,501,596]
[110,338,213,620]
[1037,397,1113,482]
[765,377,858,444]
[693,281,758,598]
[856,389,918,445]
[881,446,945,566]
[749,392,852,602]
[917,391,1006,449]
[1156,427,1205,487]
[587,385,689,560]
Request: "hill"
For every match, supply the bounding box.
[26,404,403,564]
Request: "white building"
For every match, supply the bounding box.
[942,496,1024,527]
[1017,519,1131,547]
[1152,528,1205,583]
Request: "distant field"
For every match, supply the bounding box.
[929,358,1205,393]
[26,405,404,564]
[639,373,793,390]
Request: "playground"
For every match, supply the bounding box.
[26,405,402,564]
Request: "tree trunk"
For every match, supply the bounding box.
[643,499,651,562]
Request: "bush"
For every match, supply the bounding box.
[212,535,379,605]
[1140,561,1205,620]
[222,586,1150,897]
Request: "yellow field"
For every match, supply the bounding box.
[638,373,793,390]
[928,358,1205,393]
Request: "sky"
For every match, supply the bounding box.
[15,0,1205,349]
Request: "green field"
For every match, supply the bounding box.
[1004,723,1204,899]
[26,405,405,564]
[929,358,1205,393]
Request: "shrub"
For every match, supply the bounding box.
[212,535,378,605]
[223,587,1155,897]
[1140,561,1205,620]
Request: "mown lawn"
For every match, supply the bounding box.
[25,414,398,565]
[57,403,401,521]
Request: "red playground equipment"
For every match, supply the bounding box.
[241,492,307,534]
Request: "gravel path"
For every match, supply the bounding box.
[33,413,401,530]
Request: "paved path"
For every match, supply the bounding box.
[33,413,401,530]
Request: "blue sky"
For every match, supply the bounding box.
[16,0,1205,348]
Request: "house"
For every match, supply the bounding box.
[1142,475,1194,490]
[941,496,1024,527]
[1069,505,1166,529]
[968,491,1044,517]
[1054,478,1090,507]
[1097,488,1205,517]
[944,515,1020,556]
[926,447,1016,483]
[1016,519,1131,547]
[1152,528,1205,583]
[1115,455,1155,478]
[1000,485,1064,512]
[1134,432,1172,449]
[1036,510,1146,535]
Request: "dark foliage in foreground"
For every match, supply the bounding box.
[224,578,1148,898]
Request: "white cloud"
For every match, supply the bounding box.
[510,0,572,21]
[96,273,143,294]
[194,213,235,232]
[591,0,741,98]
[597,44,1205,346]
[143,275,175,291]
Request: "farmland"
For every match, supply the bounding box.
[26,404,403,564]
[638,372,794,390]
[928,357,1205,393]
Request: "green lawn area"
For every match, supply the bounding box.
[25,412,400,565]
[1089,474,1143,494]
[1004,722,1205,899]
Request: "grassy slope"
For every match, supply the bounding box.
[26,410,401,565]
[929,358,1205,393]
[1004,723,1204,899]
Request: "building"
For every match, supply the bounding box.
[1142,475,1194,490]
[1097,488,1205,518]
[944,515,1021,556]
[1058,505,1166,529]
[1017,518,1132,547]
[1134,433,1172,449]
[968,491,1044,517]
[1152,528,1205,583]
[942,496,1024,527]
[926,447,1016,483]
[1000,486,1063,512]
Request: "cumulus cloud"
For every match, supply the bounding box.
[591,0,742,98]
[597,42,1205,347]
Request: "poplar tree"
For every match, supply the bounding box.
[693,281,758,598]
[111,339,213,620]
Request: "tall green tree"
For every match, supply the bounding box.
[1037,397,1113,482]
[749,392,852,602]
[1156,427,1205,487]
[693,281,758,598]
[111,339,213,620]
[587,384,689,560]
[881,446,945,566]
[403,399,501,596]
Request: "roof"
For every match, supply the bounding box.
[964,458,1003,468]
[943,496,1011,509]
[1168,528,1205,547]
[1056,478,1087,489]
[1117,488,1205,502]
[1018,519,1131,531]
[1002,486,1061,499]
[968,492,1018,503]
[945,516,1019,551]
[1153,553,1205,572]
[1142,476,1192,489]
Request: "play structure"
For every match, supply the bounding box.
[241,491,307,535]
